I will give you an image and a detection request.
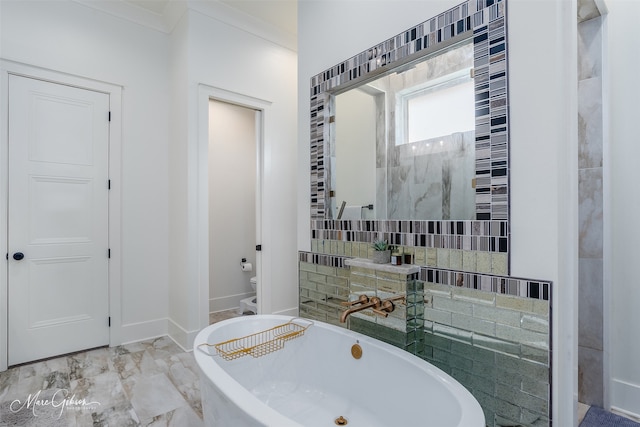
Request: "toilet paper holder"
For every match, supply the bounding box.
[240,258,252,272]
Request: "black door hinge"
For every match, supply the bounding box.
[108,317,111,327]
[108,111,111,122]
[256,245,262,251]
[108,249,111,258]
[108,179,111,190]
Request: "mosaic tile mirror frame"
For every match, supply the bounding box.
[309,0,510,271]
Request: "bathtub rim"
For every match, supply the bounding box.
[195,315,301,427]
[194,314,485,427]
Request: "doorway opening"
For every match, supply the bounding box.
[196,85,269,330]
[208,99,261,321]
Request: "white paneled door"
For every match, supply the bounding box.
[7,75,110,365]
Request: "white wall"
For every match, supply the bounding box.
[0,0,170,342]
[335,89,377,217]
[298,0,578,424]
[188,9,298,318]
[208,100,257,312]
[0,0,300,355]
[508,1,578,424]
[608,0,640,417]
[166,8,299,348]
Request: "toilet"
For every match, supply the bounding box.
[238,276,257,315]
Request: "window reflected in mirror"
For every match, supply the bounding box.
[332,40,475,220]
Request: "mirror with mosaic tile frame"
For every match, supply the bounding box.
[309,0,510,272]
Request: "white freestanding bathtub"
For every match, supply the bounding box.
[194,315,485,427]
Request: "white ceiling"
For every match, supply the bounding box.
[126,0,297,35]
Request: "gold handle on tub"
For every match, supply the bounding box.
[340,294,369,306]
[372,299,394,317]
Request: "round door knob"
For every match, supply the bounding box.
[13,252,24,261]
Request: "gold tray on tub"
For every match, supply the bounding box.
[199,318,313,361]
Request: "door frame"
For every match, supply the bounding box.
[0,60,123,371]
[196,84,270,329]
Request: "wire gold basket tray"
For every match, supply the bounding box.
[199,318,313,361]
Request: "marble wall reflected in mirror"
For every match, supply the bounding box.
[332,40,476,220]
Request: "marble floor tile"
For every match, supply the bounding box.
[140,405,203,427]
[578,401,590,423]
[174,381,202,420]
[142,337,185,361]
[0,366,19,400]
[208,308,249,324]
[0,387,78,427]
[114,348,168,381]
[69,371,129,410]
[74,401,140,427]
[112,348,147,380]
[111,340,148,356]
[122,373,187,421]
[167,355,199,386]
[13,355,71,398]
[0,311,252,426]
[0,336,203,427]
[68,347,114,381]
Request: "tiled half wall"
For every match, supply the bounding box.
[299,252,552,426]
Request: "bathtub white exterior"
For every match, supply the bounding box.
[194,315,485,427]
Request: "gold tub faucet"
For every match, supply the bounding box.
[340,294,406,323]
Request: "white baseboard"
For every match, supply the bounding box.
[272,306,299,317]
[167,318,200,352]
[209,292,255,313]
[117,309,299,352]
[611,378,640,419]
[119,318,168,345]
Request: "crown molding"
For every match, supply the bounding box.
[71,0,175,33]
[188,0,296,52]
[164,0,189,32]
[71,0,296,51]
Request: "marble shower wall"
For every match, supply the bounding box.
[577,11,604,407]
[368,42,475,220]
[387,130,475,220]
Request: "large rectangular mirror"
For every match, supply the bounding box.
[309,0,509,260]
[332,39,476,220]
[311,0,509,224]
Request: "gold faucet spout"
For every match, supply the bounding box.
[339,294,406,322]
[340,297,381,323]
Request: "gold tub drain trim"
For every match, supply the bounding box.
[335,415,348,425]
[351,343,362,360]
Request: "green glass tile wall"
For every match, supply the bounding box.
[350,317,408,349]
[299,261,350,326]
[423,282,550,427]
[298,254,552,427]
